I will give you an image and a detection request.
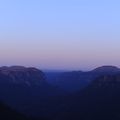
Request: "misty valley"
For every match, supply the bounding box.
[0,66,120,120]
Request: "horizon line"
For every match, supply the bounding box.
[0,65,119,72]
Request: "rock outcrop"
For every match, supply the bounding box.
[0,66,46,86]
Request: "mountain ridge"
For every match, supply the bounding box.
[46,65,120,92]
[92,65,120,73]
[55,73,120,120]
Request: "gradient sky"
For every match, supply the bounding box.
[0,0,120,70]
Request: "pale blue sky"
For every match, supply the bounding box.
[0,0,120,70]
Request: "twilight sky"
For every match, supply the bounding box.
[0,0,120,70]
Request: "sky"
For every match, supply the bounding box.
[0,0,120,70]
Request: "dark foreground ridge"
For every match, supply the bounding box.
[0,102,30,120]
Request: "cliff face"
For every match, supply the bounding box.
[89,74,120,90]
[0,66,65,118]
[0,66,46,85]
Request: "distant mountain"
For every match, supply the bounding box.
[55,74,120,120]
[92,66,120,73]
[0,66,65,118]
[46,66,120,92]
[0,66,46,85]
[1,65,120,120]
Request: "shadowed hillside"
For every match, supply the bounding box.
[55,74,120,120]
[46,66,120,92]
[0,66,65,118]
[0,102,30,120]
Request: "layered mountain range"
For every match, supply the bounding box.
[55,74,120,120]
[0,65,120,120]
[46,66,120,92]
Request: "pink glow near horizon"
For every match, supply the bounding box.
[0,0,120,70]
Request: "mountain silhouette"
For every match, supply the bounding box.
[55,74,120,120]
[1,65,120,120]
[46,66,120,92]
[0,66,65,118]
[0,66,46,85]
[92,66,120,73]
